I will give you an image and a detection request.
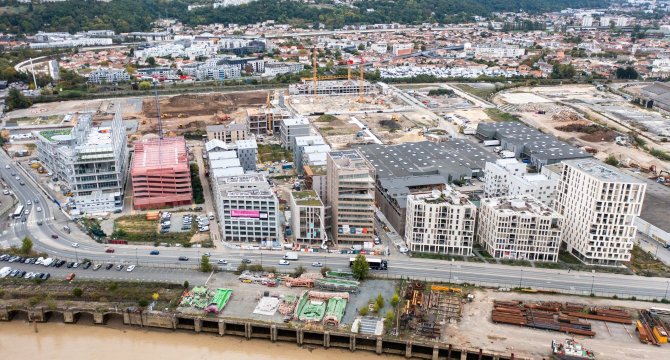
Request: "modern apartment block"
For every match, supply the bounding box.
[294,135,330,175]
[280,117,311,150]
[484,158,558,206]
[212,173,279,243]
[130,136,192,210]
[205,138,257,172]
[554,159,647,266]
[477,196,563,262]
[405,187,476,256]
[34,108,128,214]
[289,190,326,245]
[206,121,250,143]
[326,150,376,245]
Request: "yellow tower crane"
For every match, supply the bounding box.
[358,57,366,103]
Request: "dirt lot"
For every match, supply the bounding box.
[493,85,670,170]
[450,289,669,360]
[138,91,267,135]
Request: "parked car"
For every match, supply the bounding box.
[66,262,75,268]
[116,264,124,271]
[82,262,92,269]
[217,259,228,265]
[242,258,252,264]
[65,273,76,281]
[93,264,102,271]
[105,263,114,270]
[105,247,115,253]
[178,256,189,261]
[71,242,79,247]
[41,273,50,280]
[126,265,136,272]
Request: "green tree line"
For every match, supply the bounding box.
[0,0,609,34]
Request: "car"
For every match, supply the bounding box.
[19,181,25,186]
[373,236,381,245]
[15,176,19,181]
[399,247,409,254]
[82,262,92,269]
[242,258,252,264]
[178,256,189,261]
[4,165,8,169]
[24,272,33,279]
[105,247,115,253]
[150,250,160,255]
[126,265,136,272]
[72,262,79,268]
[70,242,78,247]
[66,262,75,268]
[26,200,31,205]
[279,260,290,265]
[37,220,43,225]
[105,263,114,270]
[9,269,19,277]
[34,199,39,203]
[217,259,228,265]
[17,270,26,278]
[116,264,124,271]
[24,209,29,215]
[311,262,323,267]
[203,252,211,257]
[2,190,9,195]
[41,273,50,280]
[93,264,101,270]
[36,207,42,212]
[56,260,66,267]
[65,273,75,281]
[194,206,203,211]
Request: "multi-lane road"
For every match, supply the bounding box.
[2,151,670,300]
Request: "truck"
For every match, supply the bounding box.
[283,252,299,261]
[500,150,515,159]
[483,140,501,146]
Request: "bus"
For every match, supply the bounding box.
[349,257,388,270]
[12,205,24,219]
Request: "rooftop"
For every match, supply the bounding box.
[564,158,644,184]
[132,137,188,170]
[282,117,310,126]
[38,129,71,142]
[410,187,473,207]
[291,190,323,206]
[482,195,560,217]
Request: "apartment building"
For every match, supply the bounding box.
[477,196,563,262]
[206,122,250,143]
[288,79,375,96]
[280,117,310,150]
[263,62,304,76]
[205,138,257,172]
[212,173,278,243]
[34,109,128,214]
[87,69,130,84]
[473,44,525,58]
[130,137,192,210]
[405,188,476,256]
[554,159,646,266]
[246,107,292,135]
[294,135,330,175]
[327,150,375,245]
[484,159,557,206]
[289,190,326,245]
[392,43,414,56]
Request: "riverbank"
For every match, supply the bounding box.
[0,320,394,360]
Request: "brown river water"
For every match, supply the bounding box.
[0,320,396,359]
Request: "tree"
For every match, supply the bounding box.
[359,307,369,316]
[550,63,576,79]
[72,288,83,297]
[138,81,152,91]
[20,237,33,255]
[375,293,385,309]
[390,292,400,307]
[320,266,332,276]
[351,254,370,280]
[138,299,149,307]
[357,43,365,50]
[615,66,638,80]
[146,56,156,66]
[183,280,189,289]
[293,265,306,278]
[200,255,212,272]
[6,88,32,111]
[605,155,620,167]
[111,228,127,239]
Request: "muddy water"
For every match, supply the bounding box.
[0,319,395,360]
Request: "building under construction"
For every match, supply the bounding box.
[130,136,192,210]
[246,107,292,136]
[288,79,376,96]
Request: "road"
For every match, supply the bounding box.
[2,150,670,300]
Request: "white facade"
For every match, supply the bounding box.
[371,42,388,54]
[392,43,414,56]
[212,174,278,243]
[554,159,646,266]
[473,44,525,58]
[477,196,563,262]
[483,159,557,206]
[404,188,476,256]
[263,62,305,76]
[289,190,326,245]
[87,69,131,84]
[280,117,310,150]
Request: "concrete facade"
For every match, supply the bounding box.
[289,190,326,245]
[280,117,311,150]
[484,158,557,206]
[554,159,646,266]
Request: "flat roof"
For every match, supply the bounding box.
[356,140,496,178]
[291,190,323,206]
[482,195,560,217]
[563,158,644,184]
[132,137,188,170]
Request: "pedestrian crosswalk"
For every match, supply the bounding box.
[498,104,519,112]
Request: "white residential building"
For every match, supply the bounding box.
[289,190,326,245]
[404,187,476,256]
[87,69,131,84]
[473,44,525,58]
[554,159,646,266]
[477,196,563,262]
[294,135,329,175]
[370,42,388,54]
[392,43,414,56]
[280,117,310,150]
[483,159,557,206]
[263,62,305,76]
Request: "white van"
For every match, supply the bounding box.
[0,266,12,278]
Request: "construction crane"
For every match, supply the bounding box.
[358,57,366,103]
[266,92,273,135]
[312,46,317,99]
[347,59,354,80]
[153,83,163,139]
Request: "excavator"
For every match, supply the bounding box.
[648,165,670,186]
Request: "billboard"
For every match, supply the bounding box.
[231,209,260,218]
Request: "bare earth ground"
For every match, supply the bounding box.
[451,289,667,360]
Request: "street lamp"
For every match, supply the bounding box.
[449,259,454,283]
[519,269,524,287]
[665,281,669,300]
[135,247,138,265]
[260,250,263,266]
[590,275,595,295]
[324,254,327,268]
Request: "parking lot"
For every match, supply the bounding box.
[1,255,209,284]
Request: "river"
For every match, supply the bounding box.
[0,320,395,360]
